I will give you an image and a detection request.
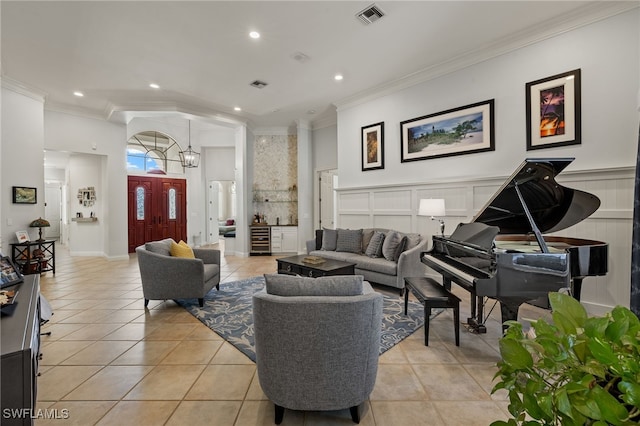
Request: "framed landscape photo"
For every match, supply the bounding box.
[361,122,384,171]
[12,186,37,204]
[526,68,581,150]
[400,99,494,163]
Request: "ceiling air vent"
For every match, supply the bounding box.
[250,80,268,89]
[356,4,385,25]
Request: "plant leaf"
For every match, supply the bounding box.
[499,339,533,370]
[549,292,587,327]
[618,380,640,407]
[592,385,629,425]
[587,337,617,365]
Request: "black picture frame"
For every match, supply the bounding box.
[361,122,385,171]
[12,186,37,204]
[400,99,495,162]
[526,68,581,151]
[0,256,24,289]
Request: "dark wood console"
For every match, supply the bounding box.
[1,275,41,426]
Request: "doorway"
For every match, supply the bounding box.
[44,182,62,240]
[207,180,236,244]
[318,169,337,229]
[127,176,187,252]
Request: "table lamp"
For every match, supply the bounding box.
[29,217,50,242]
[418,198,446,237]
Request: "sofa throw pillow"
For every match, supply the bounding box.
[170,240,195,258]
[145,238,174,256]
[321,227,338,251]
[336,228,363,253]
[365,231,385,258]
[361,229,375,253]
[403,233,422,250]
[381,231,404,261]
[264,274,364,297]
[393,236,408,261]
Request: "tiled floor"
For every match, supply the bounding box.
[36,241,510,425]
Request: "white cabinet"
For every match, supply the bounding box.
[271,226,298,253]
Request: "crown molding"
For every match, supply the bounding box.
[1,75,46,103]
[335,2,639,112]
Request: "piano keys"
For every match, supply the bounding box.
[421,158,608,333]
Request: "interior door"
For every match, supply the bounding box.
[44,182,62,239]
[127,176,187,252]
[319,169,337,229]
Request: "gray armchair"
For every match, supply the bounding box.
[135,238,221,307]
[252,274,383,424]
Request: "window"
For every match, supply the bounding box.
[168,188,177,220]
[136,187,145,220]
[127,131,184,174]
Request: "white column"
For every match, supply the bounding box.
[296,119,313,253]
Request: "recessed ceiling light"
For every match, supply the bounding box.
[73,91,84,97]
[249,31,260,39]
[334,74,344,81]
[149,83,160,89]
[234,107,242,112]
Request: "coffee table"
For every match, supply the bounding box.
[276,255,356,278]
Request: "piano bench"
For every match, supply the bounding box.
[404,277,461,346]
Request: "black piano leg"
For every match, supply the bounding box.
[572,278,583,301]
[500,302,520,332]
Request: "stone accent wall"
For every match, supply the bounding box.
[252,134,298,225]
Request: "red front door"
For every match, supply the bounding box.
[127,176,187,252]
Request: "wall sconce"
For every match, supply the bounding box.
[418,198,446,237]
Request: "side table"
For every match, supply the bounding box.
[10,240,56,275]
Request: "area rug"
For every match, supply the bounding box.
[176,276,425,362]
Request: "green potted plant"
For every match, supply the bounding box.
[491,292,640,426]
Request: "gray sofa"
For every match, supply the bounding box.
[253,274,383,424]
[306,228,429,292]
[135,238,221,307]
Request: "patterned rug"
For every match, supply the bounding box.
[176,276,425,362]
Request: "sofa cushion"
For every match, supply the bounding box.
[382,231,404,261]
[355,256,398,276]
[309,250,359,263]
[321,228,338,251]
[393,236,408,260]
[145,238,174,256]
[361,229,375,252]
[403,233,422,250]
[264,274,363,296]
[170,240,195,258]
[365,231,385,258]
[336,228,363,253]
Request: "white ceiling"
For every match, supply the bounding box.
[1,1,635,130]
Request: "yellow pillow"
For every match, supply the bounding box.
[170,240,195,258]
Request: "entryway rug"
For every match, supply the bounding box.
[176,276,425,362]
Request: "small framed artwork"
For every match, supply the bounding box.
[0,256,24,289]
[400,99,495,162]
[361,122,385,171]
[12,186,37,204]
[526,68,581,150]
[15,231,29,244]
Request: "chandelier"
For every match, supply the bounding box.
[179,120,200,168]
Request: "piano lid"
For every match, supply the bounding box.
[472,158,601,235]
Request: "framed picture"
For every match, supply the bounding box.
[400,99,495,162]
[526,69,581,150]
[0,256,24,289]
[361,122,384,171]
[12,186,37,204]
[15,231,29,244]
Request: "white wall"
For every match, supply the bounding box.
[204,147,235,181]
[1,86,45,253]
[44,110,128,259]
[336,10,639,189]
[333,10,640,314]
[68,153,104,255]
[312,123,337,172]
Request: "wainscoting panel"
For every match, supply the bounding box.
[373,189,412,211]
[336,166,635,314]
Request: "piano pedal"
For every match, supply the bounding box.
[465,318,487,334]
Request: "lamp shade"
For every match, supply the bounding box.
[29,217,50,228]
[418,199,445,217]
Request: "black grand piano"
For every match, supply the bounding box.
[421,158,608,332]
